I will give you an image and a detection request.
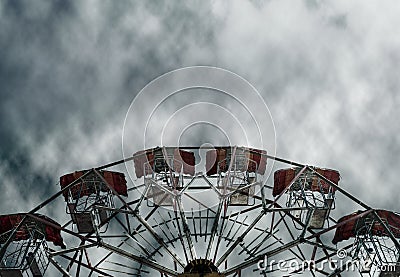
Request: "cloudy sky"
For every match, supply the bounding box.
[1,0,400,229]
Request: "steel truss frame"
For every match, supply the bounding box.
[1,146,399,277]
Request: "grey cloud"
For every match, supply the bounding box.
[212,0,400,210]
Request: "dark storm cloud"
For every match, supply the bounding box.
[0,0,400,219]
[0,0,219,212]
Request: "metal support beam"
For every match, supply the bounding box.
[176,195,197,260]
[206,198,224,259]
[93,169,185,268]
[49,256,73,277]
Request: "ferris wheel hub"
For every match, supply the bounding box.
[178,258,224,277]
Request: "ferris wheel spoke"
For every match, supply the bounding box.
[131,209,186,268]
[99,241,179,276]
[88,203,166,276]
[279,211,308,261]
[176,195,197,260]
[212,200,230,262]
[59,253,113,277]
[115,217,158,257]
[205,199,225,259]
[223,238,303,275]
[93,168,186,267]
[49,243,97,257]
[238,225,270,256]
[48,256,73,277]
[75,249,83,277]
[216,209,265,267]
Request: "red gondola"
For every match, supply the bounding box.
[0,213,65,248]
[205,147,267,176]
[332,210,400,244]
[60,170,128,200]
[273,167,340,197]
[133,147,196,178]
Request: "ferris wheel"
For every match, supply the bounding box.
[0,145,399,277]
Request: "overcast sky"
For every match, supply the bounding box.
[1,0,400,229]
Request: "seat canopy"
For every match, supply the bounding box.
[273,167,340,197]
[332,210,400,244]
[133,146,267,178]
[60,170,128,200]
[0,213,66,249]
[205,147,267,176]
[133,147,196,177]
